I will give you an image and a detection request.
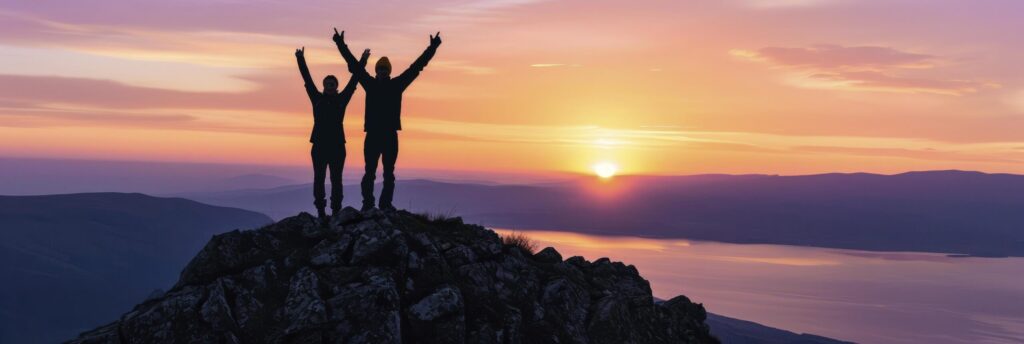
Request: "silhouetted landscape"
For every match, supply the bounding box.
[67,208,848,344]
[0,193,270,343]
[0,193,851,343]
[4,1,1023,342]
[180,170,1024,257]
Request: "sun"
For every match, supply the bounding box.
[593,162,619,179]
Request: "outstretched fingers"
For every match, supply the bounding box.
[333,28,345,43]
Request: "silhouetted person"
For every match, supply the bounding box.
[333,29,442,211]
[296,46,369,221]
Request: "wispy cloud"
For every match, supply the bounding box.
[0,10,306,69]
[1008,89,1024,113]
[431,60,496,75]
[734,44,936,70]
[732,44,997,95]
[408,119,717,147]
[407,118,1024,165]
[739,0,843,9]
[0,106,196,128]
[798,71,997,96]
[0,45,261,92]
[793,145,1020,164]
[414,0,549,28]
[0,74,295,112]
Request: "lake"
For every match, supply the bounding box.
[494,229,1024,344]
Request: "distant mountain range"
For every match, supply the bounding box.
[0,158,304,195]
[179,170,1024,257]
[0,157,565,195]
[705,313,853,344]
[0,193,271,343]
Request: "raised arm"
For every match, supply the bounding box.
[295,47,319,100]
[396,32,442,88]
[333,29,371,86]
[342,49,371,94]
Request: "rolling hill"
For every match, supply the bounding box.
[0,193,272,343]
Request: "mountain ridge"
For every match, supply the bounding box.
[70,209,720,343]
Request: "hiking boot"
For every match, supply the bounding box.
[360,203,375,212]
[379,203,397,212]
[317,208,328,226]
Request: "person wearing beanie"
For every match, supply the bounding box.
[333,28,442,212]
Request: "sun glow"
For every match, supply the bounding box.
[593,162,619,179]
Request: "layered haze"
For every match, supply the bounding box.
[1,1,1024,176]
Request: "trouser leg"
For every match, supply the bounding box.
[328,144,346,212]
[379,131,399,208]
[311,145,328,212]
[361,133,381,208]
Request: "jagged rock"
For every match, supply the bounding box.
[408,285,466,343]
[349,228,406,266]
[409,286,464,321]
[283,267,327,334]
[330,206,363,226]
[309,232,355,266]
[534,247,563,263]
[327,268,402,343]
[200,279,238,337]
[444,245,478,267]
[69,210,719,344]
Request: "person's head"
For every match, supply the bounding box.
[322,75,339,94]
[375,56,392,80]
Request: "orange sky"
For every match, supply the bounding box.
[1,0,1023,176]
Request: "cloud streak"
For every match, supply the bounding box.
[407,118,1024,163]
[1,1,1023,173]
[733,44,997,95]
[739,0,843,9]
[738,44,936,70]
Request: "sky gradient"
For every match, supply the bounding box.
[2,0,1023,176]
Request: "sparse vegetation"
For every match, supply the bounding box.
[418,208,459,222]
[501,231,538,254]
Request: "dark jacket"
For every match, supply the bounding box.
[337,42,438,132]
[297,53,367,144]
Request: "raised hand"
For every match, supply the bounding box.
[295,46,304,58]
[430,32,442,47]
[361,48,371,60]
[333,28,345,45]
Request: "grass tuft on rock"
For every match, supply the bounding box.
[501,231,538,254]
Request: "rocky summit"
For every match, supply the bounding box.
[70,208,719,344]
